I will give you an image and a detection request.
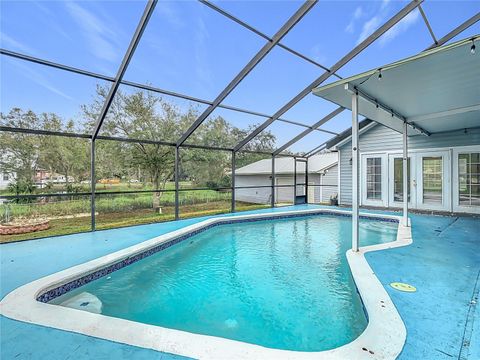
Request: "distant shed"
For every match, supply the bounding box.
[235,152,338,205]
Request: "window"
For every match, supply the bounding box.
[366,158,382,200]
[393,158,410,202]
[423,157,443,204]
[3,174,9,181]
[459,153,480,206]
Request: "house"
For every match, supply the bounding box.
[0,171,15,190]
[235,152,338,205]
[313,37,480,215]
[34,170,75,187]
[326,121,479,214]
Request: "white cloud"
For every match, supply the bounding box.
[354,0,419,46]
[356,16,383,45]
[9,60,73,100]
[32,1,73,41]
[354,6,364,19]
[64,2,119,63]
[355,0,418,45]
[379,9,420,46]
[345,6,364,33]
[156,1,185,28]
[0,32,34,54]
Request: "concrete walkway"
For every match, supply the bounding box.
[367,214,480,360]
[1,205,478,359]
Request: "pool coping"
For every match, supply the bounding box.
[0,208,412,359]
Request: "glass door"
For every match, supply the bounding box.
[417,151,450,211]
[388,154,415,208]
[294,158,306,205]
[453,149,480,213]
[361,154,387,207]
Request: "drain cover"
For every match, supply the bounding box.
[390,282,417,292]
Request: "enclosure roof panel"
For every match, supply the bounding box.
[312,36,480,135]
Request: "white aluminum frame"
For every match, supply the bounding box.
[361,153,389,208]
[387,153,416,210]
[402,121,409,226]
[451,145,480,214]
[351,92,359,252]
[359,145,480,213]
[416,150,451,212]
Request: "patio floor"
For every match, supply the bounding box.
[367,213,480,360]
[1,205,479,359]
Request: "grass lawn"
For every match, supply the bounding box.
[1,182,271,243]
[0,181,194,196]
[0,202,270,243]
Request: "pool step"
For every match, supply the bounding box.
[59,292,102,314]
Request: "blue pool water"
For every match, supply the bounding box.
[51,214,397,351]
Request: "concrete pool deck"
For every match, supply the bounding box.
[1,205,479,359]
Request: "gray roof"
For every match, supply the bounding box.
[325,119,373,149]
[235,152,338,176]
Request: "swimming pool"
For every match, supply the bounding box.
[1,209,411,359]
[50,213,396,351]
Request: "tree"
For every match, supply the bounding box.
[82,87,194,210]
[37,115,90,187]
[0,108,41,185]
[1,109,90,193]
[1,85,277,211]
[82,86,277,210]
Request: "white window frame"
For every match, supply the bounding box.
[416,150,451,212]
[452,145,480,214]
[361,153,388,207]
[388,153,416,209]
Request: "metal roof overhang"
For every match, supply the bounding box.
[312,36,480,137]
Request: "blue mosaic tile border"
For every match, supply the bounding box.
[37,211,398,303]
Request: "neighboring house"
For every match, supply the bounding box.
[235,152,338,205]
[35,170,75,187]
[0,171,16,190]
[328,120,480,214]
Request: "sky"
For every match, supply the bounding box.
[1,0,479,154]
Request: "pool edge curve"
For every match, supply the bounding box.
[0,208,412,360]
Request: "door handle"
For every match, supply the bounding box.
[413,180,417,187]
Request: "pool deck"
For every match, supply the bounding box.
[1,205,479,359]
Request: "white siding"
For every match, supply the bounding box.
[0,172,15,190]
[235,175,271,204]
[322,164,338,203]
[305,166,339,204]
[276,176,294,204]
[235,170,339,205]
[338,125,480,205]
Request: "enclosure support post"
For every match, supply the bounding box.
[90,139,96,231]
[231,150,236,213]
[351,91,359,252]
[271,155,275,208]
[293,156,297,205]
[403,121,409,226]
[174,146,179,220]
[305,158,309,204]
